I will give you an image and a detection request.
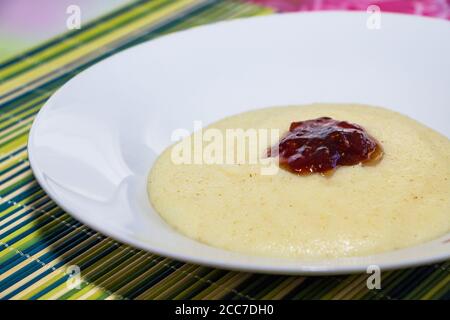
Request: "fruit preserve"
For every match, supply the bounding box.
[268,117,383,174]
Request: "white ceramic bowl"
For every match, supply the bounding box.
[28,12,450,275]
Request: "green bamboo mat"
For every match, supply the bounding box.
[0,0,449,300]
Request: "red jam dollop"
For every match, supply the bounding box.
[268,117,383,175]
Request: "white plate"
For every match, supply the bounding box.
[28,12,450,275]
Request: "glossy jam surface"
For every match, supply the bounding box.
[269,117,383,174]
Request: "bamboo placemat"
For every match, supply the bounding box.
[0,0,449,300]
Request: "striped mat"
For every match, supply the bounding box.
[0,0,449,300]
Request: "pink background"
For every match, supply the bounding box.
[249,0,450,18]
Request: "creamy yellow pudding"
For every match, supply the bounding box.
[148,104,450,259]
